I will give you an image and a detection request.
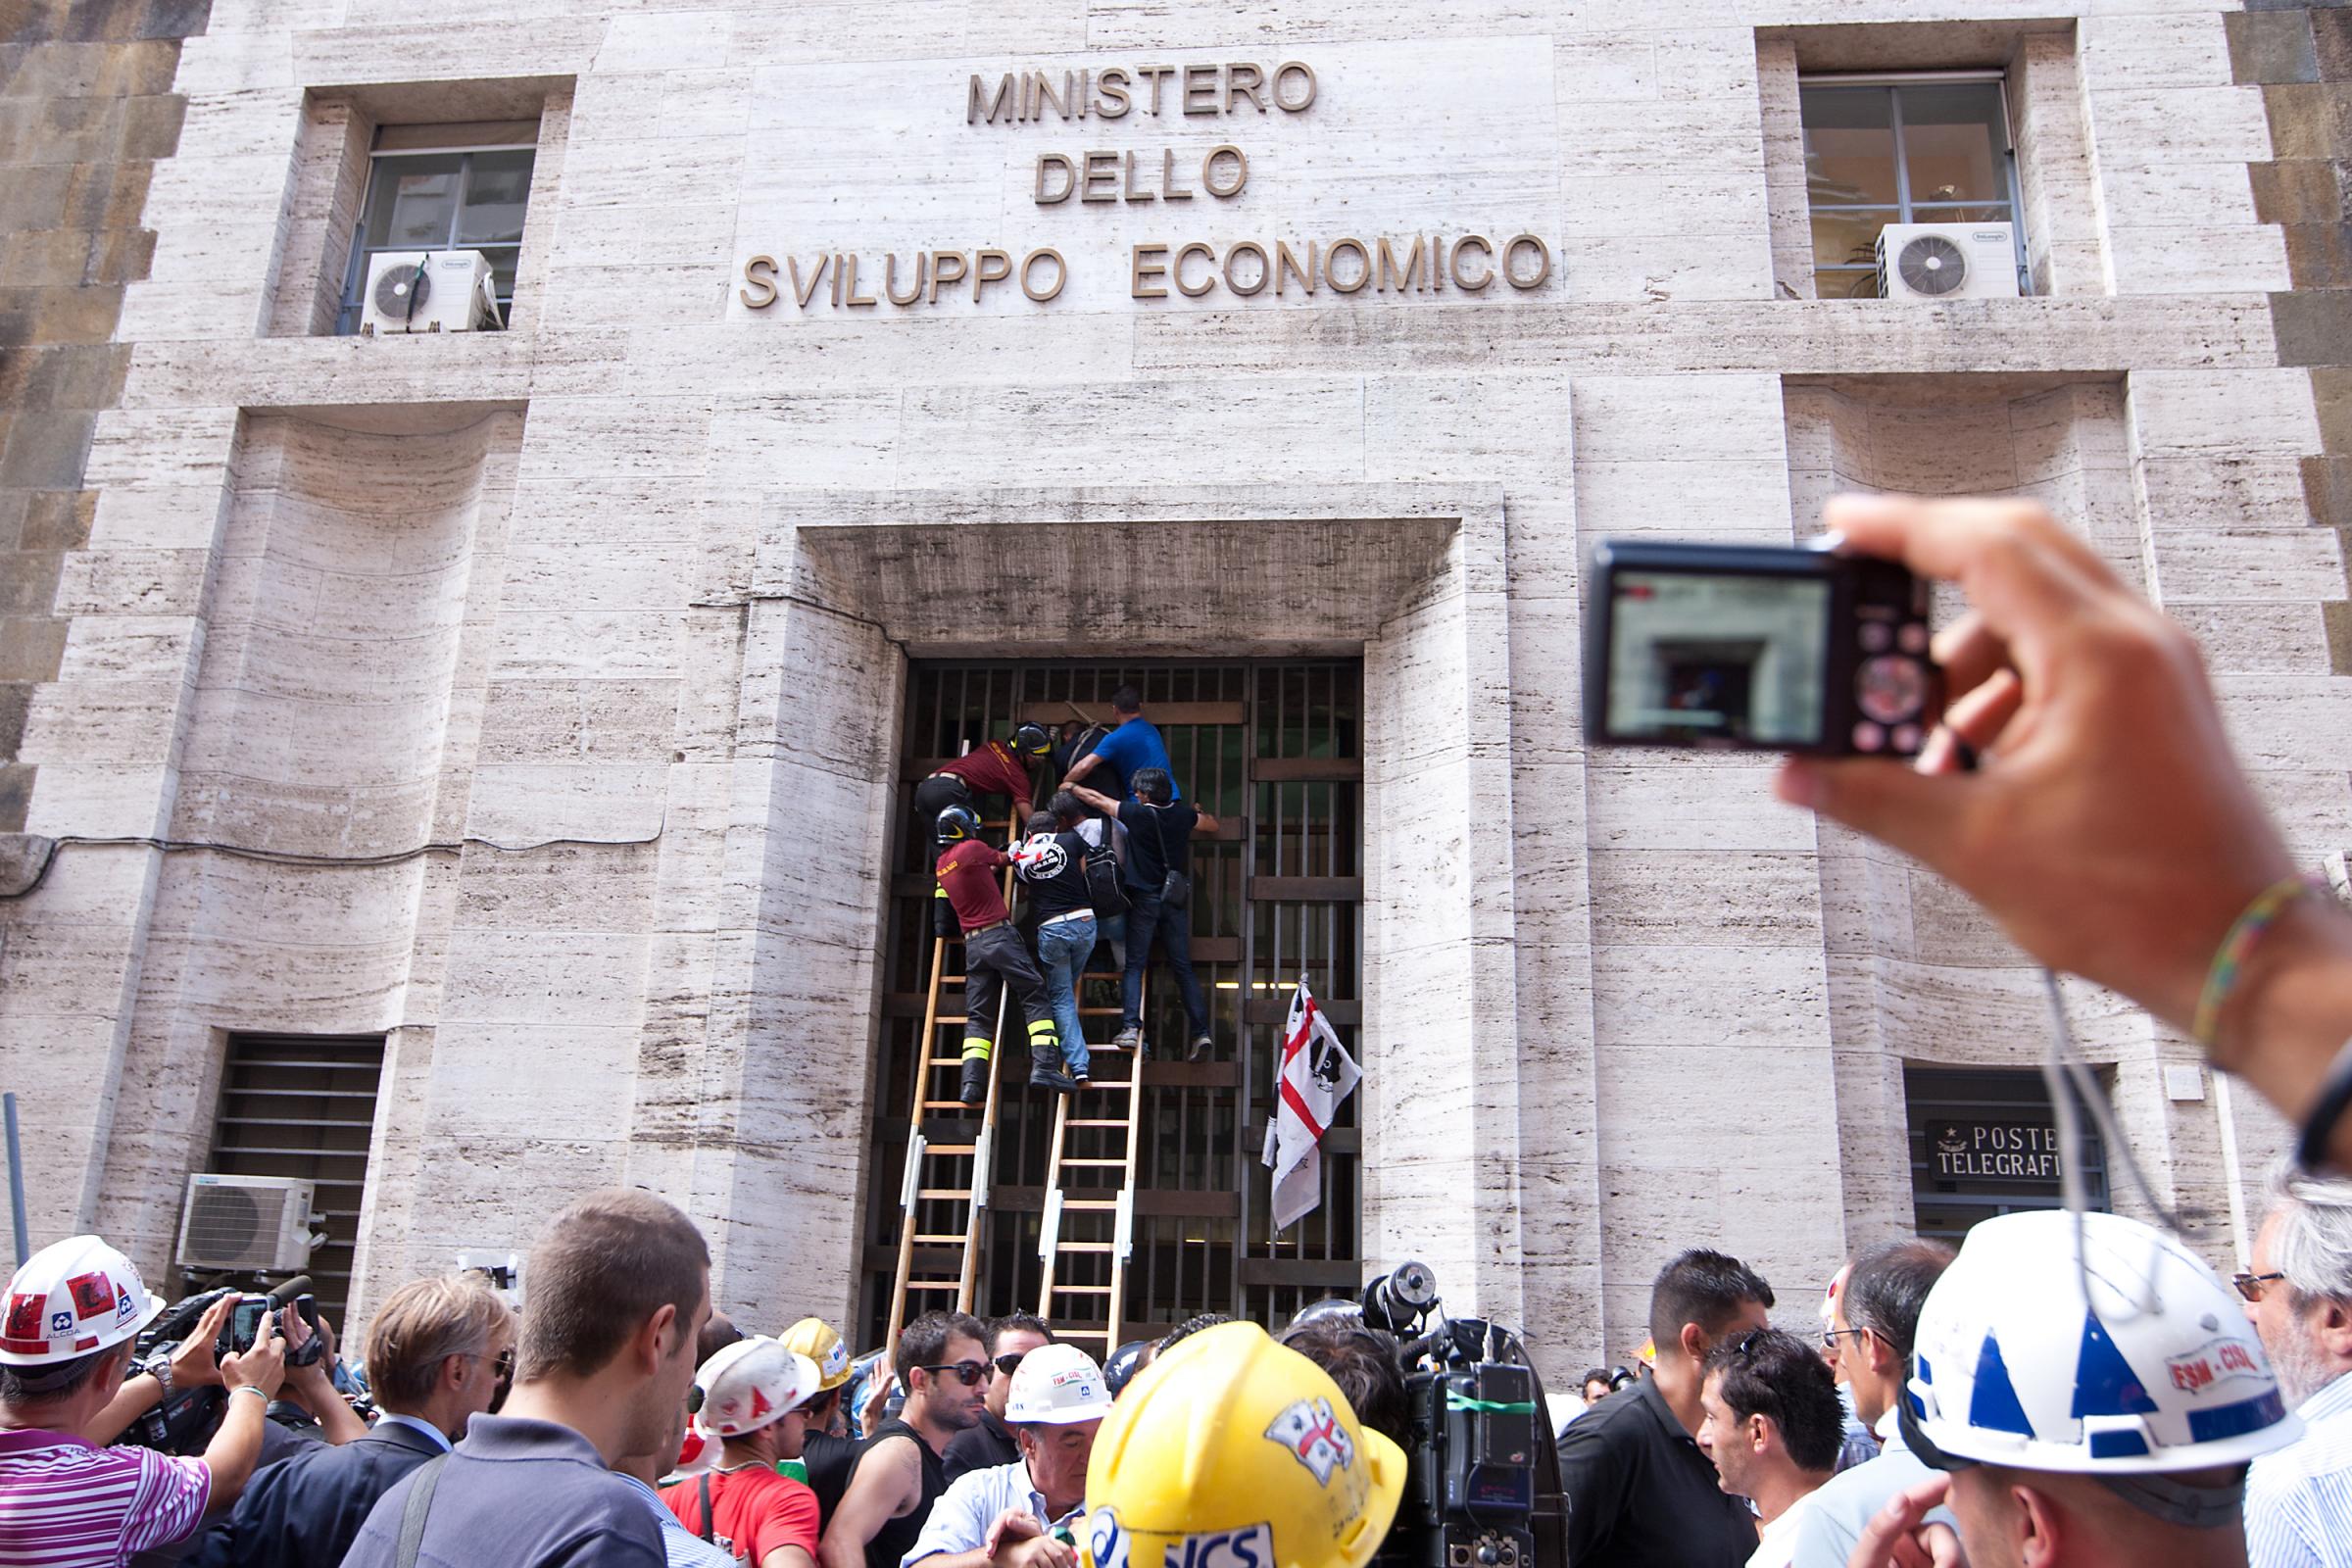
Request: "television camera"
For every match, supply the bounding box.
[1358,1262,1568,1568]
[118,1274,360,1453]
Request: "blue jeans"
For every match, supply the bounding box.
[1121,889,1209,1041]
[1036,913,1097,1080]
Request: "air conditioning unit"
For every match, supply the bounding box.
[1875,222,2020,301]
[360,249,503,335]
[175,1174,318,1272]
[455,1249,525,1307]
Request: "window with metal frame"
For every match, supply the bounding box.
[1904,1062,2107,1246]
[203,1033,386,1326]
[334,122,537,335]
[1799,74,2028,299]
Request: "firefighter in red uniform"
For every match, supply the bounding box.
[933,804,1074,1106]
[914,722,1053,937]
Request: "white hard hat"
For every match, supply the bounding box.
[0,1235,165,1366]
[694,1337,820,1440]
[1904,1210,2301,1477]
[1005,1342,1111,1424]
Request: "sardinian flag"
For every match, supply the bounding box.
[1261,980,1361,1232]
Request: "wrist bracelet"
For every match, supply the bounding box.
[230,1385,269,1402]
[2192,875,2320,1049]
[2297,1032,2352,1173]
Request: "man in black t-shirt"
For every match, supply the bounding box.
[1013,812,1099,1088]
[1068,767,1219,1061]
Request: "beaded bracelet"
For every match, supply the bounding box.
[2191,874,2321,1050]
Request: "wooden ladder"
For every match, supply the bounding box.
[1036,965,1145,1352]
[886,821,1022,1348]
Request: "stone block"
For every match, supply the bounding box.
[2249,159,2347,224]
[20,344,131,410]
[0,764,30,831]
[0,553,61,615]
[0,684,29,756]
[0,165,72,232]
[2266,81,2352,159]
[2274,290,2352,367]
[22,490,96,552]
[118,93,188,160]
[2227,9,2320,84]
[2316,11,2352,82]
[0,617,70,682]
[0,411,99,489]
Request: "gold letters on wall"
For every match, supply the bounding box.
[738,59,1552,312]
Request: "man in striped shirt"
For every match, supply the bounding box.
[2244,1163,2352,1568]
[0,1235,285,1567]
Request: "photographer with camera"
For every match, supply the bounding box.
[185,1272,513,1568]
[1769,495,2352,1171]
[1557,1249,1775,1568]
[0,1236,285,1565]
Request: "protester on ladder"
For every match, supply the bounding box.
[917,724,1055,939]
[903,1344,1111,1568]
[820,1312,987,1568]
[1014,811,1100,1092]
[1066,768,1216,1062]
[936,805,1075,1103]
[1059,686,1180,803]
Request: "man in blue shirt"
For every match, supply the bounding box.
[1060,686,1179,802]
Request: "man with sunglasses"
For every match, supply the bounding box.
[191,1272,514,1568]
[2241,1161,2352,1567]
[1786,1240,1953,1568]
[822,1312,988,1568]
[945,1317,1054,1485]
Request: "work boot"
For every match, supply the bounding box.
[959,1059,988,1108]
[1029,1059,1077,1093]
[1188,1033,1212,1062]
[1111,1025,1143,1052]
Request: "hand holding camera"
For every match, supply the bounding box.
[219,1304,287,1400]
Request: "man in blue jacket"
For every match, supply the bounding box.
[188,1273,514,1568]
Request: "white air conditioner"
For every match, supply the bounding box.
[1875,222,2020,301]
[360,249,503,335]
[175,1174,318,1271]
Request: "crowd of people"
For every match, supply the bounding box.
[921,685,1214,1105]
[6,491,2352,1568]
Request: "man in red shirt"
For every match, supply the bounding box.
[914,724,1053,939]
[663,1338,824,1568]
[934,806,1072,1106]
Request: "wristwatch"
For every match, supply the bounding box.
[140,1354,175,1400]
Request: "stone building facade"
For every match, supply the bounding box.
[2,0,2349,1374]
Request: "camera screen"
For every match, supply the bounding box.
[1604,571,1830,746]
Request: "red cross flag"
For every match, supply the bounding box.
[1261,979,1361,1233]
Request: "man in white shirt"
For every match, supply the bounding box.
[2243,1161,2352,1568]
[902,1345,1108,1568]
[1693,1329,1841,1568]
[1787,1239,1955,1568]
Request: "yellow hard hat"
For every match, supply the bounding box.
[779,1316,854,1392]
[1083,1322,1405,1568]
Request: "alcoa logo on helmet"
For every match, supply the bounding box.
[1265,1398,1355,1486]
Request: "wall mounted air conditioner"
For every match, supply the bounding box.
[360,249,503,335]
[1876,222,2020,301]
[455,1249,526,1307]
[175,1174,318,1271]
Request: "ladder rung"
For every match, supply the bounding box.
[1054,1284,1115,1295]
[1055,1242,1115,1252]
[1065,1200,1118,1210]
[906,1280,961,1291]
[1052,1326,1112,1339]
[1062,1158,1127,1166]
[1067,1119,1128,1127]
[935,1016,969,1026]
[925,1145,975,1155]
[920,1100,974,1109]
[917,1188,974,1200]
[1077,1007,1124,1016]
[911,1233,968,1244]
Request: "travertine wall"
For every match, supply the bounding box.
[1,0,2346,1382]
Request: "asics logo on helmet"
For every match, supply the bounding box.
[1263,1397,1354,1485]
[1165,1523,1275,1568]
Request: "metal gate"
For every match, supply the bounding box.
[860,660,1364,1347]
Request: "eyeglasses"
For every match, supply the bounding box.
[993,1352,1027,1377]
[1728,1329,1766,1358]
[469,1348,515,1380]
[1821,1326,1870,1352]
[920,1360,990,1388]
[2233,1271,2286,1303]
